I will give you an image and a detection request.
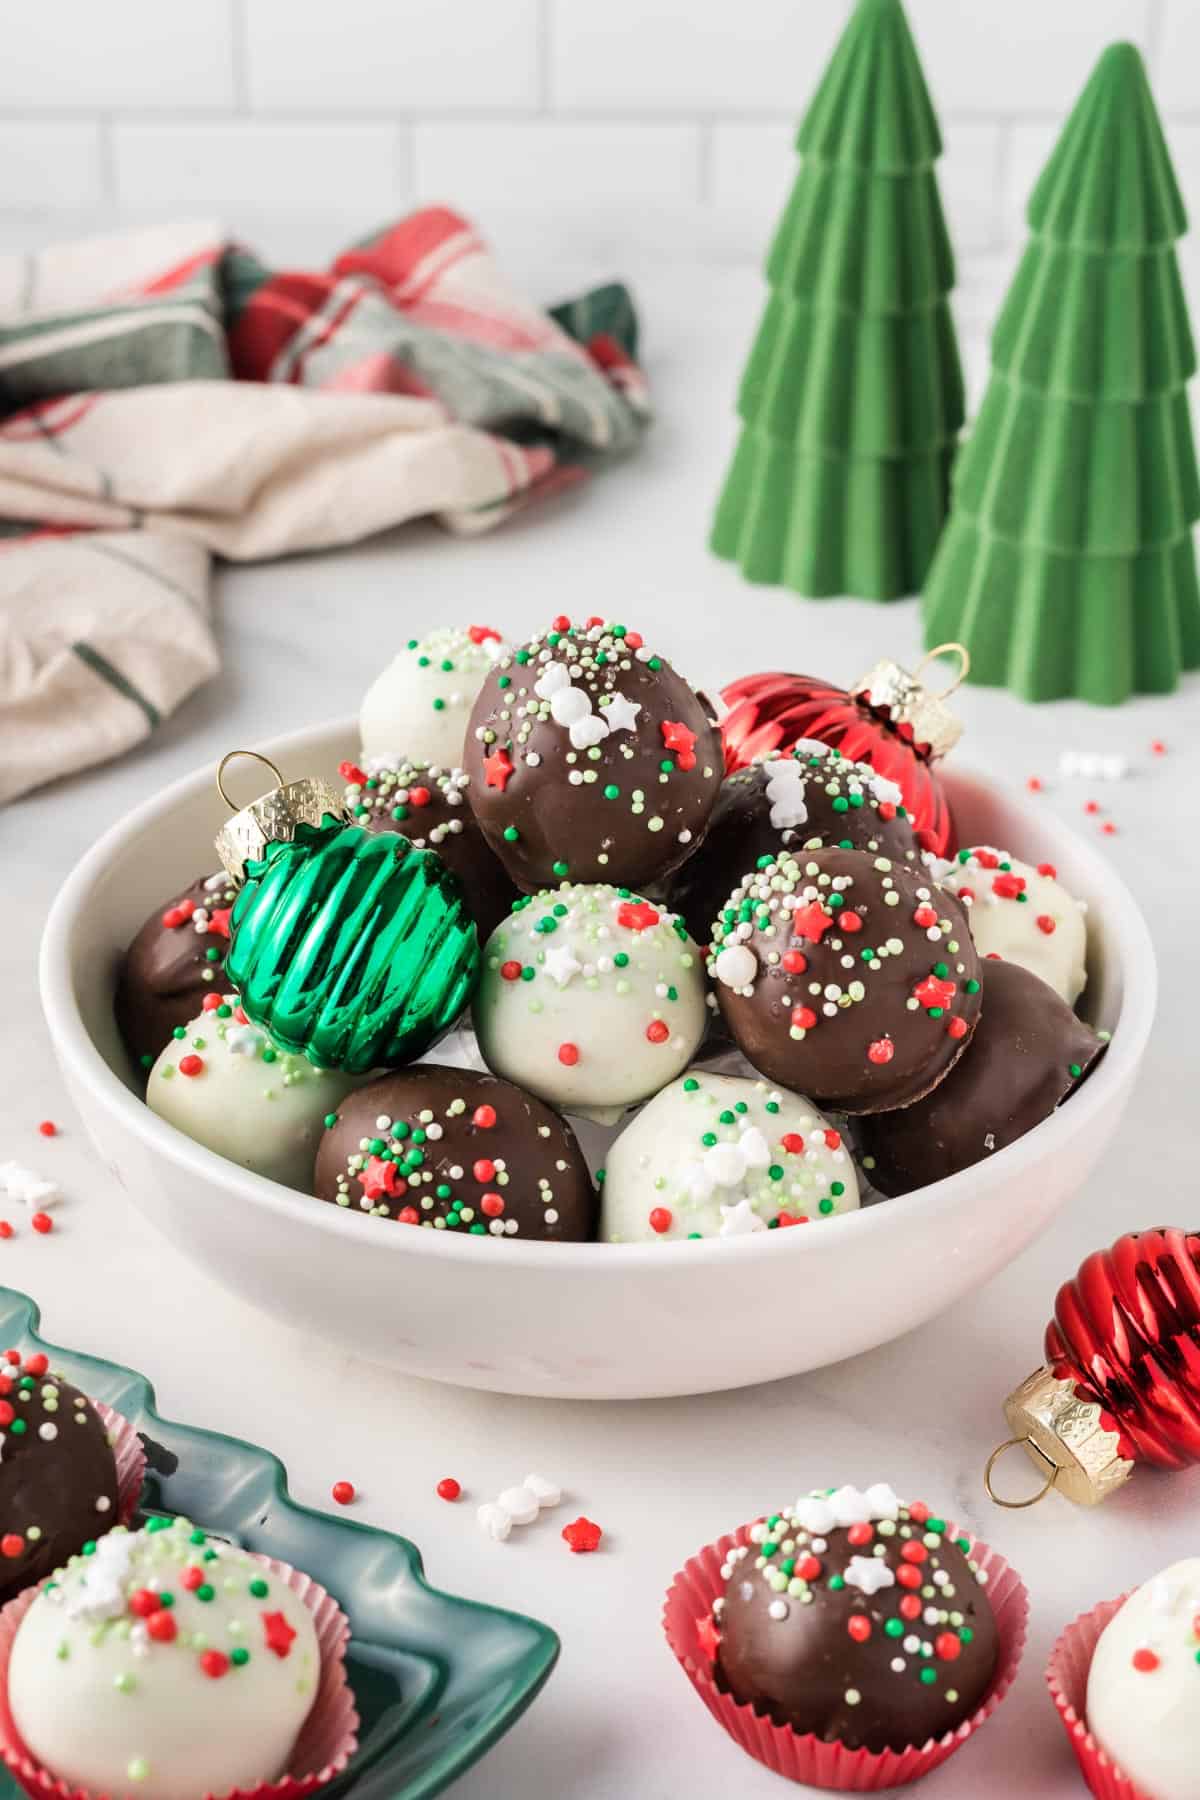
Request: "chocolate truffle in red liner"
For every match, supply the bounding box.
[713,1486,998,1755]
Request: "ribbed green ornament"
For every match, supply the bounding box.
[225,819,479,1075]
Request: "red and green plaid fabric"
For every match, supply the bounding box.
[0,210,650,803]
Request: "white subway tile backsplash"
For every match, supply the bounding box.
[0,0,1197,272]
[0,2,235,112]
[1153,7,1200,115]
[414,122,702,216]
[906,0,1151,116]
[112,124,405,221]
[0,125,106,214]
[550,0,853,114]
[246,0,540,113]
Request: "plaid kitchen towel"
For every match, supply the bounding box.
[0,210,649,805]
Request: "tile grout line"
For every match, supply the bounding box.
[229,0,251,114]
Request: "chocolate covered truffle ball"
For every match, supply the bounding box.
[341,757,517,939]
[600,1071,858,1242]
[670,745,922,946]
[714,1484,998,1753]
[148,1000,357,1190]
[114,873,237,1072]
[937,846,1088,1004]
[464,617,722,891]
[858,959,1105,1195]
[1087,1557,1200,1800]
[314,1065,597,1241]
[473,884,708,1120]
[359,623,508,769]
[709,848,981,1114]
[0,1349,120,1605]
[8,1517,323,1800]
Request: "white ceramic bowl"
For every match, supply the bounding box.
[40,719,1156,1400]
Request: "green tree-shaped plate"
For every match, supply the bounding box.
[0,1288,559,1800]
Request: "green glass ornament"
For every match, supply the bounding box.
[214,753,479,1074]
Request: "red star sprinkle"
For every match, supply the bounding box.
[617,900,660,931]
[468,624,501,645]
[161,900,195,930]
[562,1517,603,1553]
[696,1614,721,1661]
[991,873,1025,900]
[262,1611,297,1658]
[913,975,956,1011]
[660,721,697,770]
[206,908,232,940]
[793,902,832,942]
[483,747,514,791]
[361,1156,404,1201]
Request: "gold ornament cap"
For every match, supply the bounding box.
[984,1366,1135,1509]
[850,643,969,761]
[214,750,349,884]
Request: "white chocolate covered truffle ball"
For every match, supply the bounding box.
[473,884,707,1120]
[1087,1558,1200,1800]
[359,624,508,769]
[600,1070,859,1241]
[7,1518,322,1800]
[148,1000,357,1189]
[937,846,1087,1004]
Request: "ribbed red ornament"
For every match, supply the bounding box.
[719,669,956,855]
[1045,1228,1200,1471]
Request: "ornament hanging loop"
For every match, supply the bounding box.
[984,1436,1059,1509]
[915,642,971,700]
[216,749,285,814]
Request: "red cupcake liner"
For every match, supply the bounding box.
[1047,1594,1148,1800]
[0,1552,359,1800]
[663,1518,1029,1792]
[91,1400,146,1530]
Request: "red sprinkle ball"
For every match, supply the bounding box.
[37,1121,57,1138]
[338,761,368,786]
[648,1207,672,1235]
[867,1037,894,1065]
[500,961,522,982]
[645,1020,670,1044]
[1036,914,1057,935]
[1026,776,1044,793]
[331,1481,356,1507]
[1101,821,1118,836]
[473,1105,497,1130]
[199,1650,230,1679]
[1,1535,23,1560]
[557,1042,580,1066]
[30,1214,52,1235]
[1132,1647,1160,1673]
[1085,800,1101,816]
[1151,739,1167,755]
[436,1478,462,1502]
[1037,862,1057,878]
[0,1223,12,1241]
[562,1517,603,1554]
[178,1054,204,1078]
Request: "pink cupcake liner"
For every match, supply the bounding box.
[663,1518,1029,1792]
[0,1552,359,1800]
[1047,1595,1148,1800]
[91,1400,146,1530]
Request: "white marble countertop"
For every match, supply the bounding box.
[3,241,1199,1798]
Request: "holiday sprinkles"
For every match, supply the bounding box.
[4,1515,344,1800]
[706,1484,1000,1755]
[464,617,722,891]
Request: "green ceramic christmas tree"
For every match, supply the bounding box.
[710,0,963,600]
[923,43,1200,703]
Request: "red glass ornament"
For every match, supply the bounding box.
[1046,1227,1200,1472]
[720,662,963,856]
